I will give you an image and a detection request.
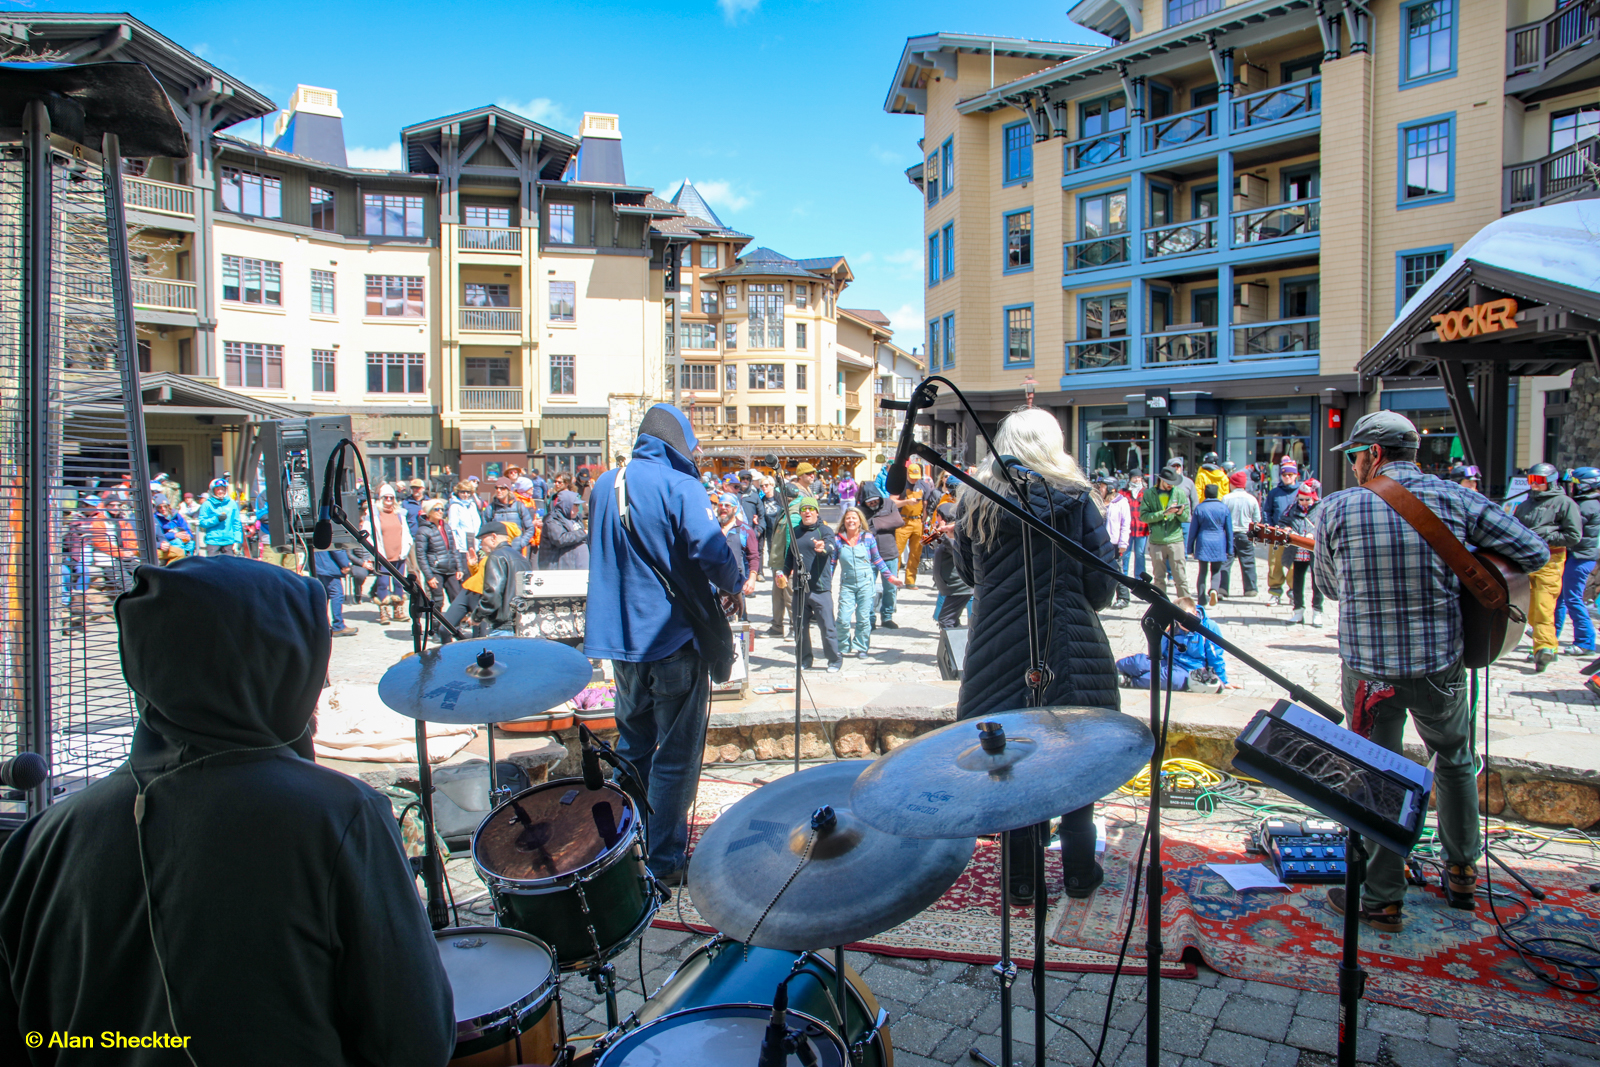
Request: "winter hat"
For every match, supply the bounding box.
[1297,483,1317,499]
[1279,458,1298,474]
[1229,470,1249,489]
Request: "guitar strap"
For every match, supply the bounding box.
[1362,475,1510,614]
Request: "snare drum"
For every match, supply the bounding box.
[597,1004,849,1066]
[473,778,659,971]
[612,937,893,1067]
[435,927,563,1067]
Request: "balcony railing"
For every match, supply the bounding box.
[1232,78,1320,130]
[1232,317,1319,361]
[459,227,521,252]
[1145,329,1218,366]
[1233,199,1320,244]
[459,307,522,332]
[122,176,194,218]
[459,387,523,412]
[1142,105,1216,154]
[1509,3,1600,79]
[693,423,862,442]
[844,388,865,409]
[1065,338,1130,373]
[1504,136,1600,211]
[1063,129,1128,172]
[1064,234,1130,273]
[1144,219,1217,259]
[131,277,197,312]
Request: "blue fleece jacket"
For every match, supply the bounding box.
[583,413,742,663]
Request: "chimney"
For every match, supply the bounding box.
[564,112,625,185]
[272,85,347,168]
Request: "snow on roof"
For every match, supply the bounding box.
[1386,201,1600,341]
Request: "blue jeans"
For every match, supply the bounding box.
[373,558,407,600]
[318,575,347,631]
[1554,556,1597,650]
[613,642,710,877]
[874,556,899,622]
[1124,535,1147,579]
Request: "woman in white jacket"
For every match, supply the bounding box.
[445,481,483,560]
[1098,475,1132,608]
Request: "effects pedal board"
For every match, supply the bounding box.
[1251,818,1348,883]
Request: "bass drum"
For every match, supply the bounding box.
[434,927,563,1067]
[597,1004,847,1066]
[615,937,893,1067]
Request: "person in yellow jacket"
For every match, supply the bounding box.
[1194,452,1230,500]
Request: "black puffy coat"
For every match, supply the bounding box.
[414,519,460,586]
[954,480,1120,719]
[474,542,531,632]
[1572,494,1600,563]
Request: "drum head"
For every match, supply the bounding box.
[435,927,555,1028]
[600,1006,847,1067]
[475,780,635,883]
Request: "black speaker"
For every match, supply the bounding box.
[937,625,968,681]
[256,416,359,547]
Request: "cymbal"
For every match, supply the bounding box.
[689,760,974,952]
[849,707,1155,839]
[377,638,592,724]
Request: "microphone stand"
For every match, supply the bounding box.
[767,457,805,774]
[904,377,1344,1067]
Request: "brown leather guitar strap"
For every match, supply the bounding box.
[1363,475,1509,613]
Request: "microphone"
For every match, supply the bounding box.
[579,723,605,792]
[997,455,1042,480]
[884,383,934,497]
[311,442,342,550]
[757,979,789,1067]
[0,752,47,791]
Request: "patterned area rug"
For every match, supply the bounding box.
[1052,809,1600,1041]
[652,779,1194,976]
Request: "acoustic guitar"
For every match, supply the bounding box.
[1247,522,1530,668]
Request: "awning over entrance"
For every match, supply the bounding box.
[1357,203,1600,497]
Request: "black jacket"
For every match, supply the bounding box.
[485,498,539,554]
[475,541,532,631]
[856,486,901,561]
[954,480,1120,720]
[0,557,453,1066]
[1574,495,1600,563]
[414,520,460,586]
[537,493,589,570]
[1514,489,1582,549]
[786,520,838,592]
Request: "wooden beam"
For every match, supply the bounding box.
[1437,359,1487,475]
[421,142,443,167]
[1416,342,1562,362]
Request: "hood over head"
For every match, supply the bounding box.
[632,403,699,477]
[116,556,329,762]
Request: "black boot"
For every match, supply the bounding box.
[1060,807,1105,899]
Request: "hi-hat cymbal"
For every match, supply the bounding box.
[850,708,1155,839]
[377,638,591,724]
[689,760,974,952]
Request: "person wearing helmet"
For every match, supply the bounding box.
[1555,466,1600,655]
[1194,451,1230,501]
[1514,462,1582,671]
[1444,464,1481,494]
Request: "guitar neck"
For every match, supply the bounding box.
[1248,522,1315,551]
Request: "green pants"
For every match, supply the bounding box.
[1340,659,1479,907]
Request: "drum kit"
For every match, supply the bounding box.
[381,639,1155,1067]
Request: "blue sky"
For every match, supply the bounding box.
[55,0,1104,354]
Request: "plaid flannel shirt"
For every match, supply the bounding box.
[1312,462,1548,678]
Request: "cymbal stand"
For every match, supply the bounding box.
[770,463,805,773]
[587,961,620,1029]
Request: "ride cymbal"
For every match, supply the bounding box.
[377,637,591,724]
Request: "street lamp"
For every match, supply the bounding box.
[1022,374,1037,408]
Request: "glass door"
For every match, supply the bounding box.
[1164,417,1219,475]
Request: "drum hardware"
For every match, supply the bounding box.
[434,925,566,1067]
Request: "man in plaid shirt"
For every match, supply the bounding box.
[1314,411,1546,932]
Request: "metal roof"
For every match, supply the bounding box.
[884,32,1105,115]
[669,181,726,228]
[216,132,434,182]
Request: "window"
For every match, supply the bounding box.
[928,232,940,286]
[366,351,425,394]
[549,281,575,323]
[1004,305,1033,367]
[1402,0,1455,86]
[700,244,719,269]
[940,137,954,195]
[796,323,807,349]
[550,354,575,396]
[794,284,807,309]
[749,405,784,425]
[137,338,151,372]
[1167,0,1222,25]
[683,323,717,348]
[220,167,282,218]
[942,312,955,369]
[221,256,282,307]
[1281,277,1320,318]
[465,283,510,307]
[1080,94,1128,139]
[1080,190,1129,240]
[310,269,335,315]
[1003,121,1033,184]
[464,205,511,228]
[797,363,807,389]
[1399,116,1454,206]
[464,357,510,386]
[1191,83,1220,109]
[366,275,425,318]
[926,151,940,206]
[1397,245,1452,310]
[312,349,336,392]
[310,186,335,231]
[725,406,737,423]
[678,286,693,312]
[177,338,192,375]
[1551,105,1600,152]
[224,341,283,389]
[701,289,719,314]
[363,194,424,237]
[724,284,738,311]
[1005,210,1033,272]
[688,405,718,432]
[680,245,692,267]
[747,284,785,347]
[725,363,738,391]
[725,322,738,349]
[548,203,575,244]
[748,363,784,390]
[1081,293,1128,342]
[795,406,808,423]
[927,318,941,371]
[682,363,719,391]
[941,222,954,278]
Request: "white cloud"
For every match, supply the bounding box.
[888,303,926,351]
[346,142,403,169]
[883,247,920,265]
[718,0,760,23]
[497,97,574,133]
[693,179,752,213]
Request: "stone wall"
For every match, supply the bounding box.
[1555,363,1600,470]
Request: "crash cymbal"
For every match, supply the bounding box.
[850,708,1155,839]
[689,760,974,952]
[377,638,592,724]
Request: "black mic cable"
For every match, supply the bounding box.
[756,979,789,1067]
[311,440,344,550]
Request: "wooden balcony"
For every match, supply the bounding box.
[1504,136,1600,212]
[694,423,861,443]
[131,277,197,312]
[1508,3,1600,95]
[459,387,524,412]
[123,176,194,218]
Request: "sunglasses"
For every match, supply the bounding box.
[1344,446,1371,465]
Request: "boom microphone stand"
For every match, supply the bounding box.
[899,378,1344,1067]
[765,454,806,774]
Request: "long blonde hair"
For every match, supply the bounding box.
[962,407,1092,545]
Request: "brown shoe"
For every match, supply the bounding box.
[376,604,391,625]
[1445,863,1477,910]
[1327,886,1403,932]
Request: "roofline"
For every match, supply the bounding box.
[538,179,658,195]
[954,0,1314,114]
[884,31,1105,116]
[838,307,894,339]
[215,134,435,182]
[401,104,578,150]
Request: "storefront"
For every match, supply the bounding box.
[1079,394,1319,480]
[538,410,609,476]
[347,412,437,485]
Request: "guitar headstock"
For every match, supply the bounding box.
[1248,522,1292,546]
